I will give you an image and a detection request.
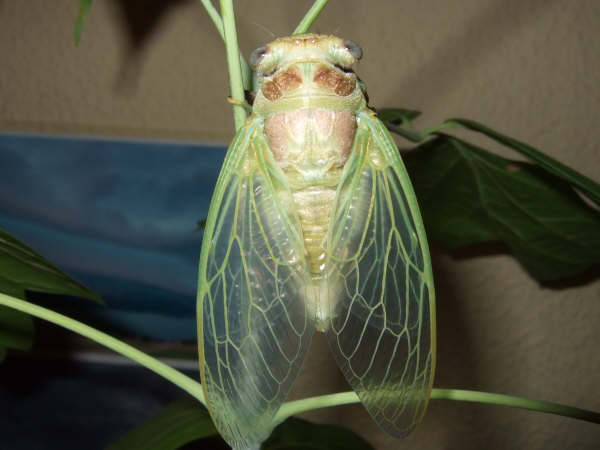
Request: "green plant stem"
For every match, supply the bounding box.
[433,389,600,423]
[275,388,600,425]
[200,0,223,36]
[275,392,359,424]
[74,0,93,46]
[293,0,329,34]
[220,0,247,130]
[0,292,205,405]
[199,0,251,90]
[3,293,598,427]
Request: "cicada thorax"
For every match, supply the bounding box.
[264,107,355,271]
[250,35,367,329]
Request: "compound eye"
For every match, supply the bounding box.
[250,45,267,68]
[343,39,362,60]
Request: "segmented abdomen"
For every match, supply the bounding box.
[292,186,336,276]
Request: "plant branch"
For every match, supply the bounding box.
[220,0,247,130]
[276,388,600,425]
[0,292,205,405]
[293,0,328,35]
[199,0,251,91]
[3,294,598,427]
[432,389,600,423]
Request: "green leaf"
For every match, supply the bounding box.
[0,228,101,361]
[262,417,374,450]
[446,118,600,205]
[380,110,424,143]
[106,398,217,450]
[377,107,421,125]
[75,0,93,46]
[0,228,101,303]
[404,135,600,280]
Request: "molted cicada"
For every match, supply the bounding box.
[197,34,436,450]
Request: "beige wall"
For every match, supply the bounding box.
[1,1,599,449]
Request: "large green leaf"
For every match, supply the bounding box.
[404,135,600,280]
[383,111,600,205]
[376,107,421,124]
[0,228,101,359]
[106,398,217,450]
[75,0,93,45]
[445,118,600,205]
[262,417,374,450]
[0,229,101,302]
[379,108,424,143]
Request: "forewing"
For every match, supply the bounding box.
[326,112,436,437]
[197,120,314,448]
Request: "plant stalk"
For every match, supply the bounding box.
[293,0,329,34]
[275,388,600,425]
[220,0,247,130]
[2,293,598,427]
[0,292,205,405]
[199,0,251,90]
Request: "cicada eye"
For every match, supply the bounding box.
[250,45,267,68]
[343,39,362,60]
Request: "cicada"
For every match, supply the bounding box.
[197,34,436,450]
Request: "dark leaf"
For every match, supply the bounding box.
[262,417,374,450]
[0,229,102,303]
[377,108,421,125]
[0,228,101,360]
[446,118,600,205]
[74,0,93,45]
[112,0,192,50]
[404,135,600,281]
[381,117,424,143]
[106,398,217,450]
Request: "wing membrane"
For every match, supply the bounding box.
[326,112,436,437]
[198,119,314,448]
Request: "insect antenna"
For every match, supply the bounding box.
[251,21,276,39]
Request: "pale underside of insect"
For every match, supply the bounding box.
[197,34,436,450]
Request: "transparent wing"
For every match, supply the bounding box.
[197,119,314,449]
[325,111,436,437]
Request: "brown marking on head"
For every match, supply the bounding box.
[262,67,302,101]
[313,65,355,97]
[262,80,281,101]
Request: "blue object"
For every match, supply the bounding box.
[0,133,227,340]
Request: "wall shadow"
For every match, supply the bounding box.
[107,0,193,93]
